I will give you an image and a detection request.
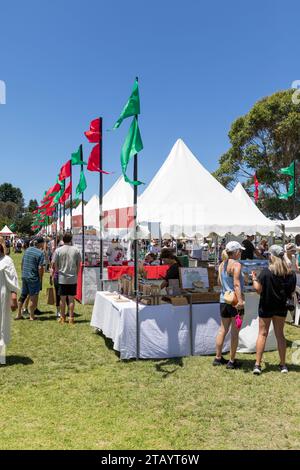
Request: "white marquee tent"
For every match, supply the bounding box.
[231,182,277,231]
[84,176,133,231]
[0,225,14,236]
[138,139,277,237]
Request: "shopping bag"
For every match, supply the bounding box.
[46,287,55,305]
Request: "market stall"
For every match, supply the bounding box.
[90,291,277,359]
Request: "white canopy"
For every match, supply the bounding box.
[231,183,276,230]
[282,215,300,235]
[0,225,14,235]
[84,176,133,229]
[138,139,277,237]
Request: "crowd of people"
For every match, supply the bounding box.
[0,231,299,372]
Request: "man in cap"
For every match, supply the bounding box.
[16,237,45,321]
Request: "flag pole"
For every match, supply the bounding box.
[293,160,296,219]
[59,203,62,236]
[80,144,85,265]
[70,159,73,232]
[63,201,65,233]
[134,76,140,360]
[99,117,104,291]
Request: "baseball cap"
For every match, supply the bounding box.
[285,242,297,253]
[225,241,245,252]
[267,244,284,258]
[36,237,44,244]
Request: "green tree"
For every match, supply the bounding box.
[28,199,38,212]
[0,183,24,209]
[14,212,34,236]
[213,89,300,219]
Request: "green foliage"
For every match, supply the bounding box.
[0,201,18,220]
[0,183,24,209]
[14,212,34,236]
[213,89,300,219]
[27,199,38,212]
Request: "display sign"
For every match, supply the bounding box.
[103,207,134,229]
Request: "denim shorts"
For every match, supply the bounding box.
[21,278,41,297]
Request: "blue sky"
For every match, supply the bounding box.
[0,0,299,204]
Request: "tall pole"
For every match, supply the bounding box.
[80,144,85,265]
[70,160,73,232]
[63,201,65,233]
[99,117,104,291]
[59,203,62,236]
[134,76,139,359]
[293,160,296,220]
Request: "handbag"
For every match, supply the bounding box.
[223,290,238,306]
[46,286,55,305]
[219,263,238,306]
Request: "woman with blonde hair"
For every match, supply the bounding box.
[252,245,296,375]
[214,241,245,369]
[0,238,19,364]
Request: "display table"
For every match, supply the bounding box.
[76,265,170,304]
[90,292,277,359]
[107,265,169,280]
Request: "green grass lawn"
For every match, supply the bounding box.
[0,252,300,450]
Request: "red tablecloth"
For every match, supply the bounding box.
[107,265,169,280]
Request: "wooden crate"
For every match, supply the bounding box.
[183,290,219,303]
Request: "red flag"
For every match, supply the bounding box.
[85,118,100,142]
[84,118,101,143]
[254,173,259,203]
[44,208,55,216]
[46,182,61,198]
[87,144,110,174]
[39,197,54,209]
[59,181,72,204]
[59,160,71,181]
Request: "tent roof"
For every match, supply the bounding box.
[0,225,14,235]
[138,139,276,237]
[84,176,133,229]
[231,183,275,227]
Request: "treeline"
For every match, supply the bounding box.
[0,183,38,235]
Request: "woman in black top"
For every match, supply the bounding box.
[252,245,296,375]
[160,249,181,290]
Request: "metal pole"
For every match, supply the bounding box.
[70,160,73,232]
[134,77,139,360]
[293,160,297,219]
[80,145,85,265]
[99,117,104,291]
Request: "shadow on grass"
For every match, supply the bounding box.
[95,330,120,358]
[4,355,34,367]
[262,362,300,374]
[155,358,184,378]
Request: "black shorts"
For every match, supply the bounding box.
[58,284,77,297]
[259,310,287,319]
[220,303,244,318]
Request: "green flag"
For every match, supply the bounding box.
[71,146,87,166]
[113,79,140,129]
[76,170,87,197]
[120,118,143,185]
[54,179,65,204]
[280,161,295,177]
[279,161,295,199]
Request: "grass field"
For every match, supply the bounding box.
[0,252,300,450]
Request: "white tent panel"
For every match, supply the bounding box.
[138,139,276,237]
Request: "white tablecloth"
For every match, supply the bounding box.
[91,292,276,359]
